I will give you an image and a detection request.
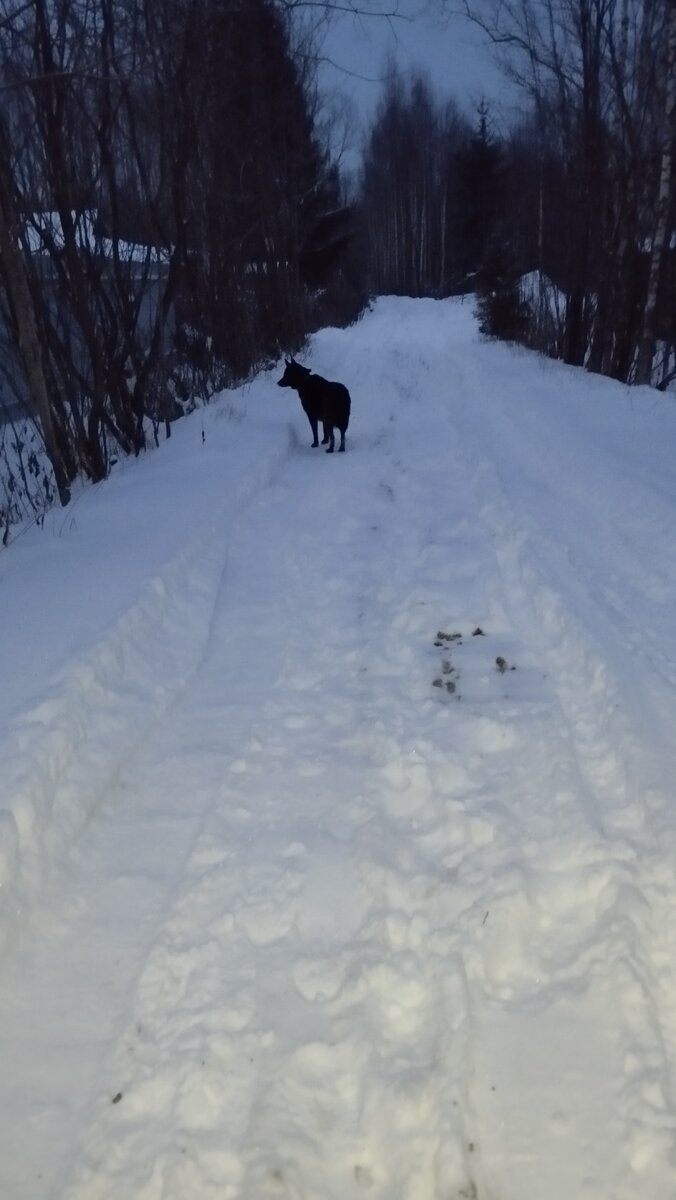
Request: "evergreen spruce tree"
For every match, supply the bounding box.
[457,100,503,290]
[475,238,530,341]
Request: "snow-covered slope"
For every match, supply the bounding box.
[2,298,676,1199]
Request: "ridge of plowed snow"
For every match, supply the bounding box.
[0,402,291,952]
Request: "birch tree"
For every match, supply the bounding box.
[460,0,674,384]
[635,0,676,384]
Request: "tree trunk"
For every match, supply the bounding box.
[0,125,72,505]
[635,0,676,385]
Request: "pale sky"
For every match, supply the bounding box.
[312,0,522,169]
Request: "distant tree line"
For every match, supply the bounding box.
[359,73,500,298]
[359,0,676,390]
[0,0,366,512]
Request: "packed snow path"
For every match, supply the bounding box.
[2,300,676,1199]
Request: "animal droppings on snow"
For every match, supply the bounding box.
[434,630,463,647]
[495,655,517,675]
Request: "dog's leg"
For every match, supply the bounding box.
[321,421,329,445]
[308,416,319,447]
[339,429,346,452]
[326,427,335,453]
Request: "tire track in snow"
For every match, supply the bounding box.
[54,356,523,1200]
[0,437,299,1198]
[476,482,676,1193]
[0,437,293,961]
[447,354,676,1196]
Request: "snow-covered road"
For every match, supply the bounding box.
[2,299,676,1199]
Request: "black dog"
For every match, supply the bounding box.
[277,358,351,453]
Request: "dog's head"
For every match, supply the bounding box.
[277,358,312,390]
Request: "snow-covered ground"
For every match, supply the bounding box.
[2,297,676,1199]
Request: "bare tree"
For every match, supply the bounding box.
[459,0,674,384]
[0,116,73,504]
[635,0,676,384]
[360,68,471,296]
[0,0,367,523]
